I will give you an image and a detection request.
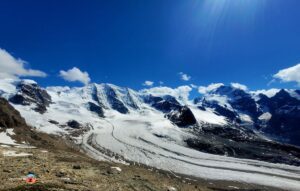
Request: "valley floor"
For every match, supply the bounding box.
[0,143,289,191]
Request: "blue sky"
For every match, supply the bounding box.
[1,0,300,92]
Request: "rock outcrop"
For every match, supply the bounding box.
[9,81,51,114]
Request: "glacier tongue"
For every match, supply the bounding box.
[82,111,300,191]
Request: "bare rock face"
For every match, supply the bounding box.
[144,95,197,127]
[0,97,35,144]
[67,120,82,129]
[9,81,51,114]
[87,102,104,117]
[257,89,300,146]
[104,85,129,114]
[0,97,38,144]
[0,97,27,130]
[144,95,181,113]
[0,97,63,148]
[167,106,197,127]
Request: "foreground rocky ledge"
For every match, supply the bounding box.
[0,142,287,191]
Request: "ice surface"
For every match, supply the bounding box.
[84,112,300,191]
[189,106,227,125]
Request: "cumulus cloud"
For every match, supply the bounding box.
[273,63,300,85]
[0,48,47,79]
[59,67,91,85]
[230,82,248,91]
[198,83,224,94]
[251,89,280,98]
[179,72,191,81]
[142,80,154,87]
[141,85,192,103]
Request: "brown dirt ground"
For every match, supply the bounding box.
[0,134,287,191]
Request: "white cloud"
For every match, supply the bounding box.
[179,72,191,81]
[159,81,164,85]
[142,80,154,87]
[140,85,192,103]
[251,89,280,98]
[59,67,91,85]
[273,63,300,85]
[230,82,248,91]
[198,83,224,94]
[190,84,198,89]
[267,79,276,86]
[0,48,47,79]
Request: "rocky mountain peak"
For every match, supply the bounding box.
[167,106,197,127]
[268,89,300,110]
[9,80,52,114]
[102,84,129,114]
[273,89,291,99]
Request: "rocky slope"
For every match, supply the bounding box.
[0,96,74,149]
[195,84,300,146]
[0,97,27,130]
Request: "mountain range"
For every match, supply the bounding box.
[1,79,300,190]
